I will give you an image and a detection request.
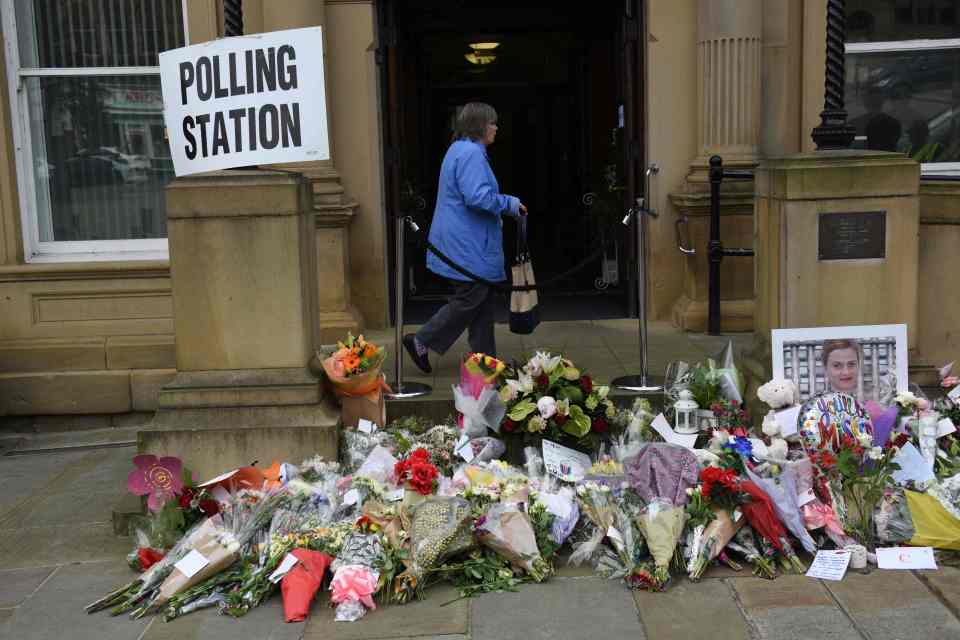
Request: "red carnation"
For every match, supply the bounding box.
[410,448,431,463]
[137,547,165,571]
[198,499,220,516]
[591,417,608,433]
[580,375,593,394]
[554,414,569,426]
[502,418,517,433]
[537,373,550,388]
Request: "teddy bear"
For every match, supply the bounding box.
[756,378,799,459]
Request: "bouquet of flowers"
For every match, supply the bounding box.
[477,502,551,581]
[456,353,507,439]
[281,549,333,622]
[330,531,385,622]
[568,482,617,567]
[321,333,387,398]
[737,479,806,573]
[393,497,476,603]
[822,431,900,549]
[745,463,818,554]
[687,467,743,581]
[124,455,220,568]
[635,498,687,590]
[793,456,855,548]
[498,351,619,449]
[726,525,777,579]
[394,448,440,497]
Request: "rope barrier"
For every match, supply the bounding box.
[415,236,610,293]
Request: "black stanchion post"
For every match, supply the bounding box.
[386,216,431,400]
[707,155,723,336]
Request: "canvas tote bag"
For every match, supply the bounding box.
[509,215,540,334]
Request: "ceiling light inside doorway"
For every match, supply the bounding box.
[465,52,496,65]
[465,42,499,65]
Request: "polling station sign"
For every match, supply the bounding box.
[159,27,329,176]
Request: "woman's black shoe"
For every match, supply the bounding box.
[403,334,432,374]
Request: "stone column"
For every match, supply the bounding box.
[693,0,763,172]
[670,0,762,332]
[141,171,338,479]
[245,0,364,341]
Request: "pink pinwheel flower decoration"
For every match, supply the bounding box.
[127,455,184,512]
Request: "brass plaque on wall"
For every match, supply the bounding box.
[818,211,886,261]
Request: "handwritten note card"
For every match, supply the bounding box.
[806,550,851,581]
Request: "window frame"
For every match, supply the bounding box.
[0,0,189,263]
[846,38,960,176]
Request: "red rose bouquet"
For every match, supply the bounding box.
[394,448,439,496]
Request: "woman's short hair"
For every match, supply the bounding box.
[453,102,497,141]
[821,339,861,368]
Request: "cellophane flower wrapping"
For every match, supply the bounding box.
[569,483,612,566]
[456,354,507,436]
[745,464,817,554]
[525,447,578,545]
[322,356,385,398]
[454,385,506,438]
[635,498,687,589]
[281,549,332,623]
[153,516,242,608]
[875,488,916,543]
[459,437,506,464]
[477,502,551,581]
[624,444,700,507]
[738,480,805,572]
[330,532,385,621]
[688,507,743,580]
[396,497,476,601]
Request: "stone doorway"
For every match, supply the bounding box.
[377,0,647,323]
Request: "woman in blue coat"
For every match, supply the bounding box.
[404,102,526,372]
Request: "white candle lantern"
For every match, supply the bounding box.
[673,389,699,435]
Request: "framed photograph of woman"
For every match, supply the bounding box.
[771,324,908,404]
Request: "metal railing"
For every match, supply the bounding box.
[707,155,754,335]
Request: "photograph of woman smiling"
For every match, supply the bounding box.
[821,339,862,397]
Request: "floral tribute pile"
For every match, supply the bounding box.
[86,346,960,627]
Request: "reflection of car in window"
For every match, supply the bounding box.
[65,147,150,184]
[864,54,951,100]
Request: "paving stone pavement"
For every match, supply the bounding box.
[0,321,959,639]
[0,443,959,640]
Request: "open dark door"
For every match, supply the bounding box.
[619,0,646,317]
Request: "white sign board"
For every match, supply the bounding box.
[159,27,329,176]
